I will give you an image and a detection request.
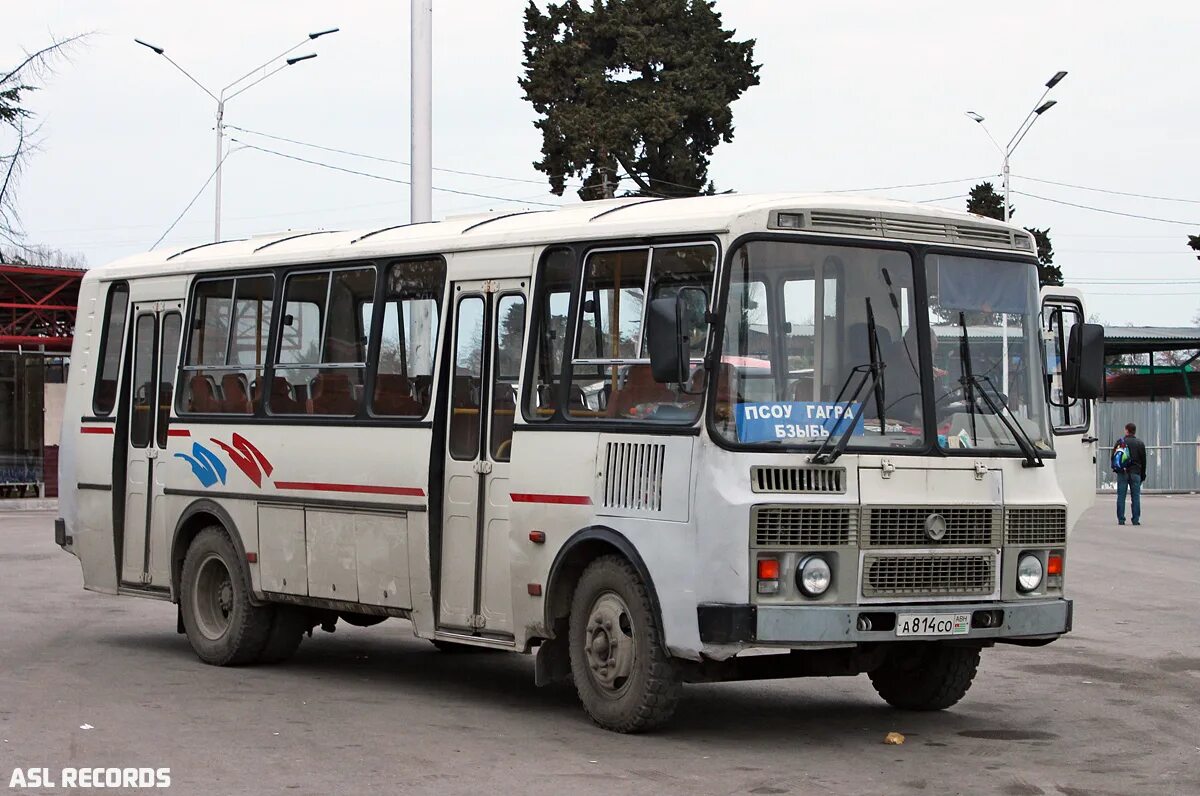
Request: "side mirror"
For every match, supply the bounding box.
[648,288,708,384]
[647,297,687,384]
[1064,322,1104,399]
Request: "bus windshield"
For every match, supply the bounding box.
[711,241,1052,457]
[926,253,1052,453]
[712,241,925,450]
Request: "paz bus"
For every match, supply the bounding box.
[57,193,1105,732]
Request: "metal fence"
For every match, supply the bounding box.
[1095,398,1200,493]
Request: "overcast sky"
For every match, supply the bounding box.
[7,1,1199,326]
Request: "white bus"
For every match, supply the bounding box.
[57,194,1104,732]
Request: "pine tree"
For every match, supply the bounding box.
[519,0,759,201]
[966,181,1061,287]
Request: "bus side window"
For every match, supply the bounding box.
[370,257,446,418]
[271,266,375,416]
[92,282,129,416]
[178,275,274,415]
[572,243,715,422]
[1043,300,1089,432]
[525,248,575,421]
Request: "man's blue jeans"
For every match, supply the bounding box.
[1116,472,1142,524]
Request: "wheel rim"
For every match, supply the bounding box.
[583,591,636,698]
[193,552,234,641]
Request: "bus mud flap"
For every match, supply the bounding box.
[534,636,571,686]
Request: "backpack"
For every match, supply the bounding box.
[1111,439,1131,473]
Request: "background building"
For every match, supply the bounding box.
[0,261,84,497]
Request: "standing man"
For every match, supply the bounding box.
[1113,422,1147,526]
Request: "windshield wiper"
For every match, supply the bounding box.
[954,312,1043,467]
[811,300,886,464]
[970,375,1045,468]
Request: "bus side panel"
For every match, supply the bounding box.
[62,278,119,594]
[162,424,433,615]
[509,428,707,660]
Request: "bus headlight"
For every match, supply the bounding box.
[1017,553,1043,593]
[797,556,832,597]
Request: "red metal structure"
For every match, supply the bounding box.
[0,262,85,351]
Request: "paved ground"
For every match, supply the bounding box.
[1,498,1198,796]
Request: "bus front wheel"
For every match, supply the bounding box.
[179,526,274,666]
[568,555,681,733]
[868,643,980,710]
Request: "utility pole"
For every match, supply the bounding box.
[411,0,433,223]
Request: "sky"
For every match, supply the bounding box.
[5,1,1199,327]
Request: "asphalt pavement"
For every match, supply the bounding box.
[1,497,1198,795]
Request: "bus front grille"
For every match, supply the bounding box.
[861,552,995,599]
[1005,507,1068,545]
[751,505,856,547]
[862,506,1001,547]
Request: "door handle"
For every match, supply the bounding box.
[1081,436,1098,444]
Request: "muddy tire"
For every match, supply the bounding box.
[257,607,308,664]
[568,555,681,733]
[869,643,981,710]
[179,526,273,666]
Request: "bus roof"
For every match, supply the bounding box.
[90,192,1032,280]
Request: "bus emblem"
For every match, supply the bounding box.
[924,513,948,542]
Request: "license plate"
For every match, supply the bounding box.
[895,613,971,637]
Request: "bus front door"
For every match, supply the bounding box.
[120,302,182,590]
[439,280,527,638]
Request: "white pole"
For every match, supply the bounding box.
[214,99,225,241]
[1001,150,1010,397]
[411,0,433,223]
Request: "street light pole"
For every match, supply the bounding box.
[411,0,433,224]
[965,71,1066,396]
[135,30,338,241]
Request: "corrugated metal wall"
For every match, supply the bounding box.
[1095,399,1200,493]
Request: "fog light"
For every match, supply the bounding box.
[797,556,832,597]
[1017,553,1043,593]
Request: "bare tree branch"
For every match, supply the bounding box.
[0,33,89,87]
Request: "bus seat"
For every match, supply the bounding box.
[610,364,675,418]
[188,375,220,413]
[311,372,357,415]
[220,373,252,414]
[268,376,302,414]
[373,374,423,416]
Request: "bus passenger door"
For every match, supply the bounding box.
[120,301,182,589]
[1041,290,1098,529]
[439,280,526,637]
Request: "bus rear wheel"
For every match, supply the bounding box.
[568,555,681,733]
[868,643,981,711]
[179,526,273,666]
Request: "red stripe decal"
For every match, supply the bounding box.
[510,492,593,506]
[81,426,114,435]
[167,429,191,437]
[273,481,425,497]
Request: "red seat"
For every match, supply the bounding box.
[311,372,358,415]
[188,375,220,413]
[268,376,302,414]
[220,373,252,414]
[373,373,424,416]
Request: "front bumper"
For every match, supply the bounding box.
[698,599,1071,645]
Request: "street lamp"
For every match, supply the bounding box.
[965,70,1067,223]
[965,71,1066,396]
[135,28,339,241]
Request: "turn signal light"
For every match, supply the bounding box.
[1047,553,1063,576]
[757,558,780,580]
